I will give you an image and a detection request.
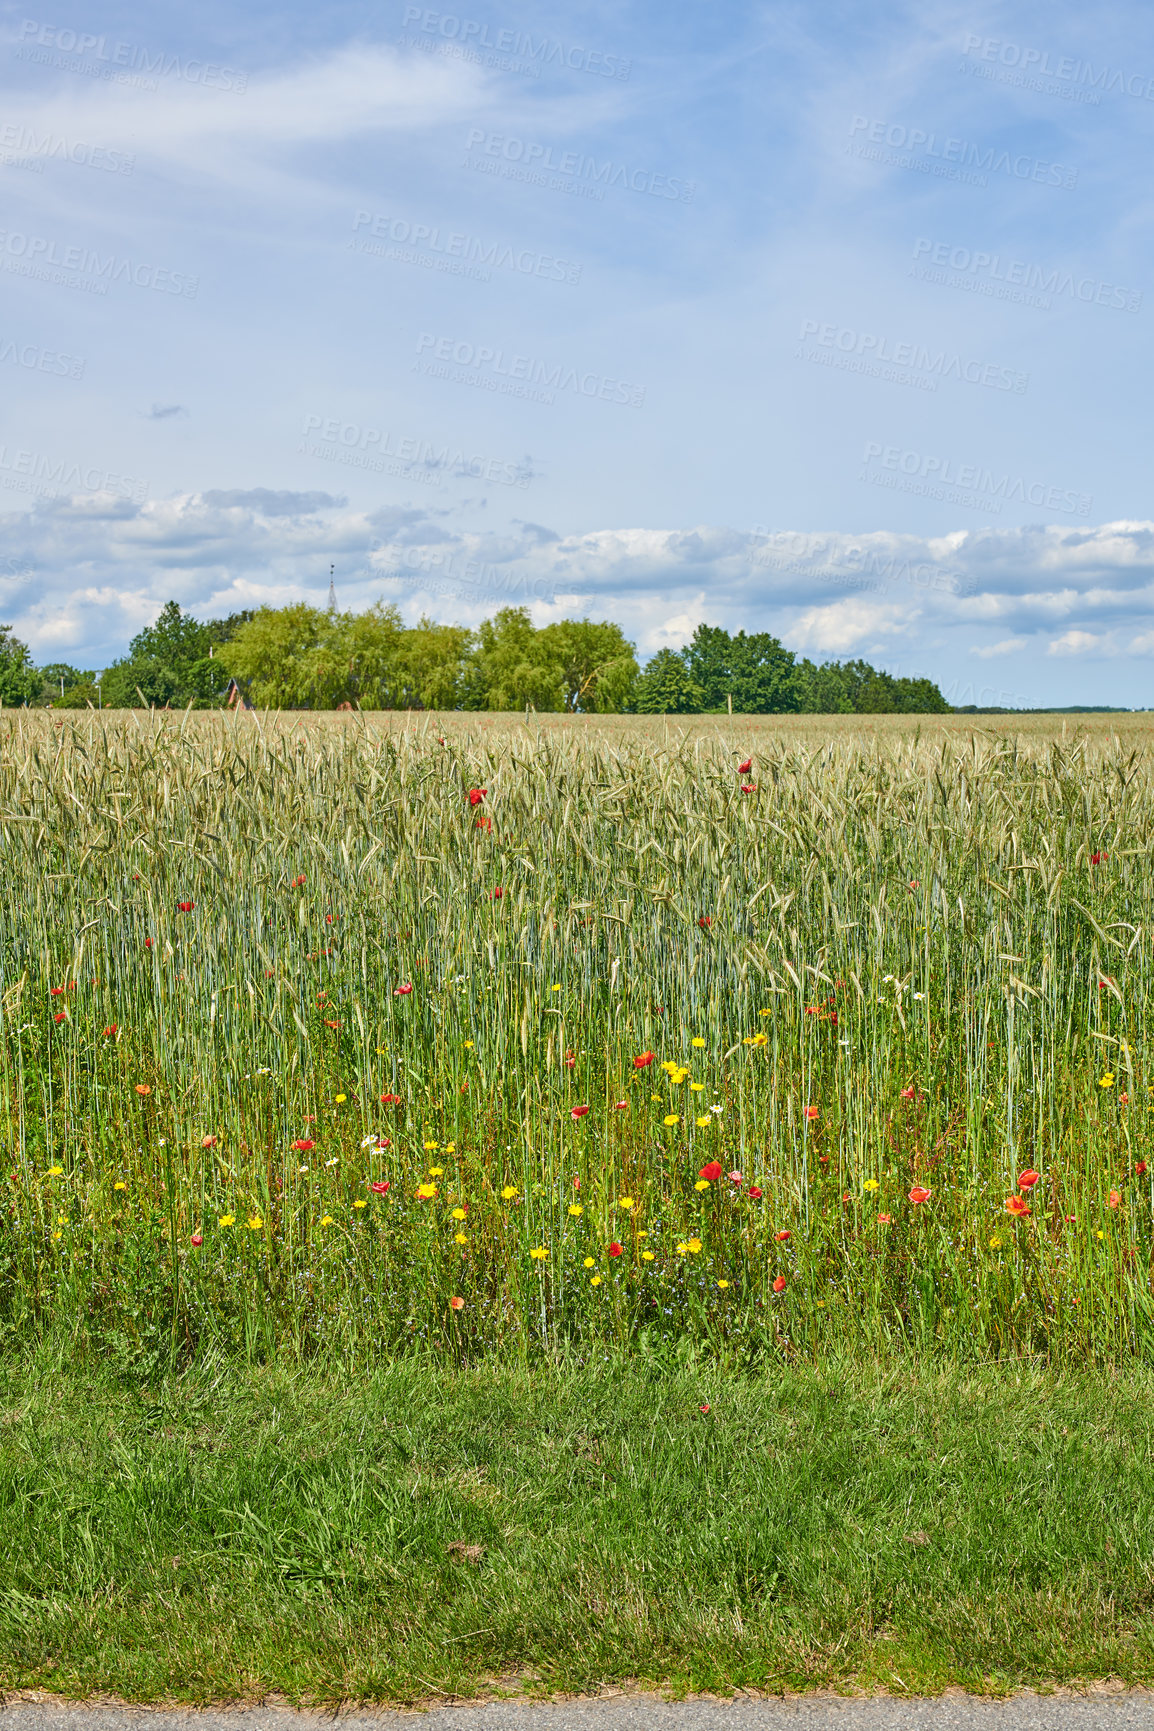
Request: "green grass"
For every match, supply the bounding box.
[2,1353,1154,1701]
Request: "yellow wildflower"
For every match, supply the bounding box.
[691,1036,706,1047]
[663,1114,680,1127]
[642,1249,655,1260]
[502,1185,518,1200]
[569,1203,583,1216]
[864,1178,879,1193]
[353,1199,367,1209]
[451,1206,467,1220]
[619,1197,634,1210]
[687,1238,702,1254]
[218,1214,234,1226]
[530,1246,547,1260]
[590,1274,601,1286]
[583,1256,595,1268]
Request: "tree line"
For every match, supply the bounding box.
[3,601,951,714]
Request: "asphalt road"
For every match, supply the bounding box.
[3,1695,1154,1731]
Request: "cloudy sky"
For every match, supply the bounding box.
[2,0,1152,704]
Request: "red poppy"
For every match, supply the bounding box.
[698,1160,723,1181]
[908,880,919,890]
[571,1104,589,1119]
[1006,1194,1030,1216]
[699,1402,711,1414]
[492,886,503,898]
[1120,1092,1130,1105]
[608,1241,623,1257]
[291,874,306,888]
[190,1233,203,1247]
[900,1086,916,1101]
[325,914,337,925]
[1018,1169,1040,1190]
[1137,1162,1148,1176]
[633,1052,655,1068]
[394,983,413,996]
[908,1186,932,1204]
[829,1011,838,1025]
[177,900,195,913]
[54,1011,66,1023]
[50,986,64,997]
[698,916,712,928]
[102,1024,118,1038]
[614,1100,627,1109]
[292,1138,315,1151]
[1090,851,1108,865]
[370,1180,390,1194]
[728,1170,743,1184]
[804,1005,819,1015]
[740,783,758,794]
[1108,1189,1121,1209]
[201,1135,218,1148]
[564,1049,576,1068]
[381,1093,402,1104]
[144,937,153,949]
[748,1186,763,1200]
[449,1296,465,1310]
[468,788,487,805]
[475,815,492,831]
[772,1275,787,1293]
[775,1229,791,1241]
[738,758,752,773]
[877,1212,892,1224]
[805,1105,819,1120]
[324,1019,339,1029]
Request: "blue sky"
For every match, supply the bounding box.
[1,0,1152,703]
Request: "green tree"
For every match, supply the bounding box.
[537,619,638,712]
[681,624,798,713]
[0,625,42,706]
[221,602,406,708]
[632,648,704,714]
[99,600,231,708]
[466,608,564,711]
[395,618,476,709]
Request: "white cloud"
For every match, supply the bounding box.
[1048,630,1107,656]
[970,637,1029,658]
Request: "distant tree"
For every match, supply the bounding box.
[99,600,230,708]
[681,624,798,713]
[221,602,406,708]
[395,618,476,710]
[537,618,638,712]
[632,649,705,714]
[466,608,564,711]
[0,625,41,706]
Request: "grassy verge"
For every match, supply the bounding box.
[2,1355,1154,1702]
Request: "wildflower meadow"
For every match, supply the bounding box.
[2,707,1152,1370]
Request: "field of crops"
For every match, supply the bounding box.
[2,707,1153,1369]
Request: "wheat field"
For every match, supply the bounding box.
[2,707,1152,1367]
